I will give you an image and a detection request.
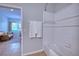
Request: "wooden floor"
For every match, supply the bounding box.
[27,51,47,56]
[0,33,21,56]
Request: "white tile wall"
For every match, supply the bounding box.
[43,4,79,56]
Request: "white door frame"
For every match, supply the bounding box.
[0,4,23,56]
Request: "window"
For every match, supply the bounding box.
[11,22,21,32]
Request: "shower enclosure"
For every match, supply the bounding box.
[43,3,79,56]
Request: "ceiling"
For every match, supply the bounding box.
[0,3,72,19]
[0,6,21,19]
[46,3,72,13]
[0,3,72,14]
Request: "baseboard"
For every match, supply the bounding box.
[23,49,44,56]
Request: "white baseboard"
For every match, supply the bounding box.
[23,49,44,56]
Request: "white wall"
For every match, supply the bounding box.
[1,3,78,56]
[0,14,20,32]
[0,16,3,31]
[0,16,8,32]
[0,3,46,55]
[54,4,79,56]
[20,4,45,55]
[43,4,79,56]
[0,3,55,55]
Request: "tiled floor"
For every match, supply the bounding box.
[0,33,21,56]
